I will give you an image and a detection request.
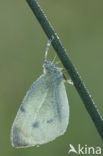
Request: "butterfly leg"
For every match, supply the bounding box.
[44,35,54,61]
[66,79,74,85]
[63,73,74,85]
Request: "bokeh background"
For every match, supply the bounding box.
[0,0,103,156]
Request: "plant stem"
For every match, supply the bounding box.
[26,0,103,140]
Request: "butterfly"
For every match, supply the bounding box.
[11,38,70,148]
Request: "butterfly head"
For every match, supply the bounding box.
[43,60,62,74]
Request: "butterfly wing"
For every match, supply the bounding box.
[11,74,69,148]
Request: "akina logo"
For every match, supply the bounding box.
[68,144,102,155]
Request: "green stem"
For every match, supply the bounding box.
[26,0,103,140]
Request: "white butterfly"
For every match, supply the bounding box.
[11,38,69,148]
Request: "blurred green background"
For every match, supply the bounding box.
[0,0,103,155]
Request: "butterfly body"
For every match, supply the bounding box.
[11,60,69,148]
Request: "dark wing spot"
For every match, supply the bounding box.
[47,119,53,124]
[32,122,39,128]
[20,106,25,112]
[11,126,28,147]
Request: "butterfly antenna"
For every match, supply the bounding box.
[52,55,57,64]
[44,35,54,61]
